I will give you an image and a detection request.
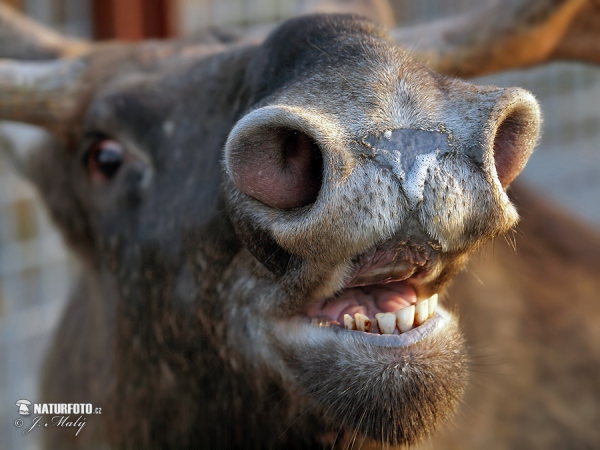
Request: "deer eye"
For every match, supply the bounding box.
[84,139,124,183]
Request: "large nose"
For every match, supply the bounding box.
[224,86,540,211]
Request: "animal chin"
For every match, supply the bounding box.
[266,242,467,446]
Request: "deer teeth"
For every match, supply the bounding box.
[414,299,429,326]
[355,313,372,332]
[335,293,439,334]
[344,314,357,330]
[428,294,438,316]
[375,312,396,334]
[396,305,415,333]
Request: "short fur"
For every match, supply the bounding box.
[2,9,596,450]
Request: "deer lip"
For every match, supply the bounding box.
[346,240,437,286]
[302,243,445,344]
[305,243,432,326]
[320,308,449,348]
[303,253,447,343]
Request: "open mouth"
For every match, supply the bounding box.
[305,242,444,344]
[307,281,439,332]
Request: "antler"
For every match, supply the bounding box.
[0,3,91,141]
[297,0,599,76]
[0,4,234,138]
[0,58,90,139]
[1,0,599,138]
[0,3,89,60]
[392,0,600,77]
[552,0,600,63]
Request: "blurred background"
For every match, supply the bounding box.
[0,0,599,448]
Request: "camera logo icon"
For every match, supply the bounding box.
[15,399,31,416]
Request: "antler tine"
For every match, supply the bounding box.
[0,3,90,60]
[0,57,90,140]
[392,0,598,78]
[551,0,600,64]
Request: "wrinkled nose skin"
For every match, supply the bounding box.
[362,129,451,206]
[363,129,450,175]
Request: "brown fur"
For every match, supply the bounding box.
[0,5,598,449]
[425,184,600,449]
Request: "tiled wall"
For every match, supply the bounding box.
[0,129,75,450]
[177,0,296,34]
[0,3,85,447]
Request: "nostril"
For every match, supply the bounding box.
[228,127,323,210]
[493,104,539,188]
[281,130,323,205]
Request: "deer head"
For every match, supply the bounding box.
[0,3,546,448]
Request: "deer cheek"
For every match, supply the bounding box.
[229,129,323,210]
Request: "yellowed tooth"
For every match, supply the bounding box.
[375,313,396,334]
[344,314,357,330]
[396,305,415,333]
[414,299,429,326]
[428,294,438,316]
[354,313,372,332]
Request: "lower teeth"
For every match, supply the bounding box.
[355,313,372,332]
[342,294,438,335]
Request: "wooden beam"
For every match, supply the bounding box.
[92,0,176,41]
[2,0,24,11]
[113,0,145,40]
[143,0,177,38]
